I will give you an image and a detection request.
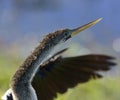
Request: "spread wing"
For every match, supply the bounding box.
[32,49,116,100]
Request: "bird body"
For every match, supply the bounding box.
[2,18,116,100]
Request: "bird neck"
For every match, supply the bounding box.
[11,36,56,96]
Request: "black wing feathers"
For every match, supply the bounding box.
[32,50,116,100]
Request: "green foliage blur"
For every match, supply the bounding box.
[0,54,120,100]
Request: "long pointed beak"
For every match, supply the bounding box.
[71,18,102,37]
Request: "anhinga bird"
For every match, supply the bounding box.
[2,18,116,100]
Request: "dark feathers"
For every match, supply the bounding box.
[32,49,116,100]
[7,94,13,100]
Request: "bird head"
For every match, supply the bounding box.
[50,18,102,45]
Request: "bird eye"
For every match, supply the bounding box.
[64,31,68,36]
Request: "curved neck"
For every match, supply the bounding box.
[11,38,55,88]
[10,33,59,100]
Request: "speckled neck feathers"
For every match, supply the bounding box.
[10,29,65,100]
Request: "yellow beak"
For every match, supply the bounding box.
[71,18,102,37]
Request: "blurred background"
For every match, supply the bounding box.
[0,0,120,100]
